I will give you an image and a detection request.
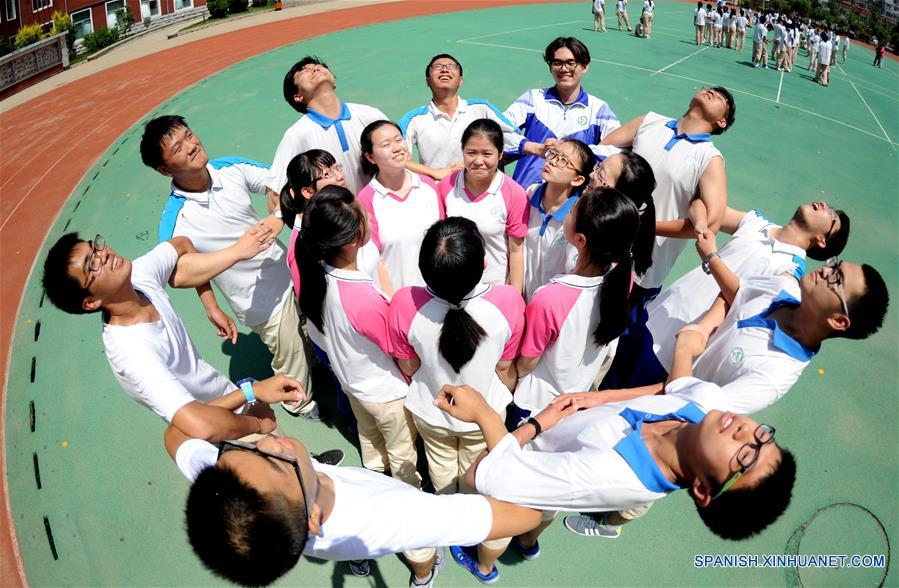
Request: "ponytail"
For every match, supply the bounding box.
[611,151,657,276]
[419,217,487,373]
[594,256,633,346]
[282,149,338,230]
[295,185,366,334]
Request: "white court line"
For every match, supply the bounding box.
[459,40,899,147]
[456,20,582,43]
[838,64,896,150]
[457,40,542,54]
[776,70,784,103]
[651,46,708,76]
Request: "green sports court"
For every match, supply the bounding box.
[4,1,897,585]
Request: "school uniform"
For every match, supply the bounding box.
[642,0,654,37]
[522,183,579,300]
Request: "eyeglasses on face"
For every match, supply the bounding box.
[317,163,344,183]
[82,234,106,288]
[549,59,580,71]
[544,148,579,172]
[429,62,460,72]
[824,257,850,317]
[713,423,775,500]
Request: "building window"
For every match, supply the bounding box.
[71,8,92,38]
[173,0,192,11]
[6,0,17,20]
[32,0,52,13]
[105,0,124,27]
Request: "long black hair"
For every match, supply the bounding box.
[608,151,657,276]
[419,217,488,373]
[574,188,642,346]
[280,149,337,229]
[295,185,366,333]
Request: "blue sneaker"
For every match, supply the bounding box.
[450,546,499,585]
[512,536,540,560]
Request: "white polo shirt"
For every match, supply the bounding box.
[176,440,493,561]
[388,283,525,432]
[503,86,621,189]
[632,112,723,289]
[103,242,235,422]
[817,40,833,64]
[399,98,517,170]
[754,22,768,44]
[438,170,529,285]
[647,210,806,369]
[475,377,729,512]
[287,225,382,299]
[593,0,604,12]
[158,158,291,328]
[267,102,388,195]
[515,274,612,413]
[693,275,817,414]
[523,183,579,300]
[695,7,706,26]
[616,0,627,13]
[357,171,444,289]
[643,0,653,14]
[736,15,747,30]
[306,266,408,404]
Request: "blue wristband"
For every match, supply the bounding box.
[237,377,257,405]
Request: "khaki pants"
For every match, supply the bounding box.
[250,295,314,410]
[695,24,703,45]
[752,41,764,64]
[816,63,829,85]
[642,13,653,37]
[414,415,495,495]
[347,394,421,488]
[617,11,630,30]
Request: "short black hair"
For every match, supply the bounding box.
[140,115,189,170]
[426,53,463,77]
[42,232,95,315]
[283,56,328,114]
[695,448,796,540]
[807,210,849,261]
[838,264,889,340]
[543,37,591,66]
[186,465,308,586]
[711,86,736,135]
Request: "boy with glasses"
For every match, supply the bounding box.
[503,37,621,190]
[141,115,320,420]
[399,54,517,181]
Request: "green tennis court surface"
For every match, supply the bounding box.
[6,1,896,585]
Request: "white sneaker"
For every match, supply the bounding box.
[563,514,622,539]
[410,547,446,588]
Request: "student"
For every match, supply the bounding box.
[616,0,632,31]
[437,119,529,290]
[503,37,621,190]
[726,9,736,48]
[808,27,820,71]
[596,87,733,390]
[711,7,723,47]
[399,54,516,182]
[874,43,885,68]
[704,3,713,46]
[41,230,306,440]
[816,32,832,85]
[735,9,748,51]
[638,201,850,386]
[268,56,388,196]
[641,0,654,38]
[752,16,768,67]
[593,0,606,32]
[388,217,524,496]
[296,186,420,491]
[172,428,543,588]
[358,120,445,289]
[522,138,593,299]
[141,115,319,420]
[515,189,653,420]
[694,2,706,45]
[840,33,849,63]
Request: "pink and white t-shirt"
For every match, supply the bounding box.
[357,171,445,289]
[287,225,381,300]
[514,274,613,413]
[438,170,529,285]
[306,265,408,404]
[388,283,525,432]
[523,183,579,300]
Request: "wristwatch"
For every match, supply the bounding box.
[701,251,720,274]
[237,377,258,406]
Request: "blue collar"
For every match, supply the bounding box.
[544,85,589,107]
[305,102,351,129]
[528,184,579,236]
[613,403,706,493]
[663,118,711,151]
[736,290,819,361]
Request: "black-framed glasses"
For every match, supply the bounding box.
[83,234,106,287]
[824,257,850,317]
[713,423,776,500]
[218,440,310,521]
[825,206,838,240]
[429,62,460,72]
[549,59,580,70]
[544,148,579,172]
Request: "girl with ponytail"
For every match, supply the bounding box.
[388,217,524,495]
[296,185,419,488]
[514,188,644,417]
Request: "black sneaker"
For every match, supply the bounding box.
[312,449,344,466]
[349,559,370,576]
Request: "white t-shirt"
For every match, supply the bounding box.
[523,184,579,300]
[389,283,525,432]
[175,439,493,561]
[438,170,529,285]
[694,7,706,26]
[642,0,653,14]
[357,172,444,289]
[593,0,605,13]
[632,112,723,289]
[693,275,816,414]
[306,266,408,404]
[647,210,806,369]
[399,99,517,170]
[753,22,768,44]
[736,15,748,30]
[616,0,627,13]
[817,40,833,64]
[515,274,612,413]
[161,158,291,327]
[102,243,235,422]
[267,102,388,195]
[475,377,729,512]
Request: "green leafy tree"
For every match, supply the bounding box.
[50,11,77,55]
[14,24,45,50]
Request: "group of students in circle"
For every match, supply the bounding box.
[39,32,890,588]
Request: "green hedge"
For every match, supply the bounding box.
[227,0,248,14]
[207,0,228,18]
[82,27,120,53]
[14,24,44,50]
